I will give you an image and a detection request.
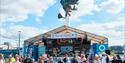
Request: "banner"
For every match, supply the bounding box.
[92,44,108,54]
[51,33,77,39]
[24,46,28,56]
[19,48,24,56]
[38,46,46,57]
[61,46,73,53]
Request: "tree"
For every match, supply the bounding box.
[4,42,10,49]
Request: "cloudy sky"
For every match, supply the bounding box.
[0,0,125,47]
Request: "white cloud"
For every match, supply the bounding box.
[67,0,95,21]
[59,0,124,21]
[77,14,125,46]
[0,25,48,46]
[70,0,94,18]
[99,0,125,14]
[0,0,56,22]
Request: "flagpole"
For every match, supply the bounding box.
[65,13,70,26]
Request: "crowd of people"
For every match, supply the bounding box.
[37,53,125,63]
[0,53,125,63]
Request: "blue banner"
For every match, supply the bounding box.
[24,45,38,61]
[0,49,18,58]
[32,45,38,61]
[24,46,28,56]
[19,48,24,56]
[38,46,46,57]
[61,46,73,53]
[92,44,108,54]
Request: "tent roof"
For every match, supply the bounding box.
[25,25,108,43]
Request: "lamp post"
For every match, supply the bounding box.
[123,42,125,61]
[18,31,21,54]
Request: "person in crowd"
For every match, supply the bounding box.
[0,54,4,63]
[13,57,21,63]
[75,53,81,63]
[47,56,53,63]
[58,58,63,63]
[111,56,116,63]
[19,56,24,63]
[38,56,45,63]
[71,55,78,63]
[37,57,41,63]
[24,55,34,63]
[63,54,71,63]
[123,60,125,63]
[107,54,113,63]
[100,53,107,63]
[115,55,122,63]
[80,54,87,63]
[9,58,13,63]
[43,54,49,63]
[38,54,49,63]
[9,54,16,63]
[88,54,94,63]
[94,54,101,63]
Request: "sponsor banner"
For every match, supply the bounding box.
[51,33,77,39]
[92,44,108,54]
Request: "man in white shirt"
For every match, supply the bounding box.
[101,53,107,63]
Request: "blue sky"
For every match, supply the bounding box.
[0,0,125,47]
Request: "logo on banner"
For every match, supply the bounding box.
[93,44,108,54]
[99,45,106,51]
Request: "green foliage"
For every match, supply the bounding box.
[109,46,124,54]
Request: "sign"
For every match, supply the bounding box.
[0,50,18,54]
[24,46,39,61]
[38,46,46,57]
[51,33,77,39]
[92,44,108,54]
[61,46,73,53]
[99,45,106,51]
[24,46,28,56]
[19,48,24,56]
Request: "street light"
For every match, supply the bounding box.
[18,31,21,49]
